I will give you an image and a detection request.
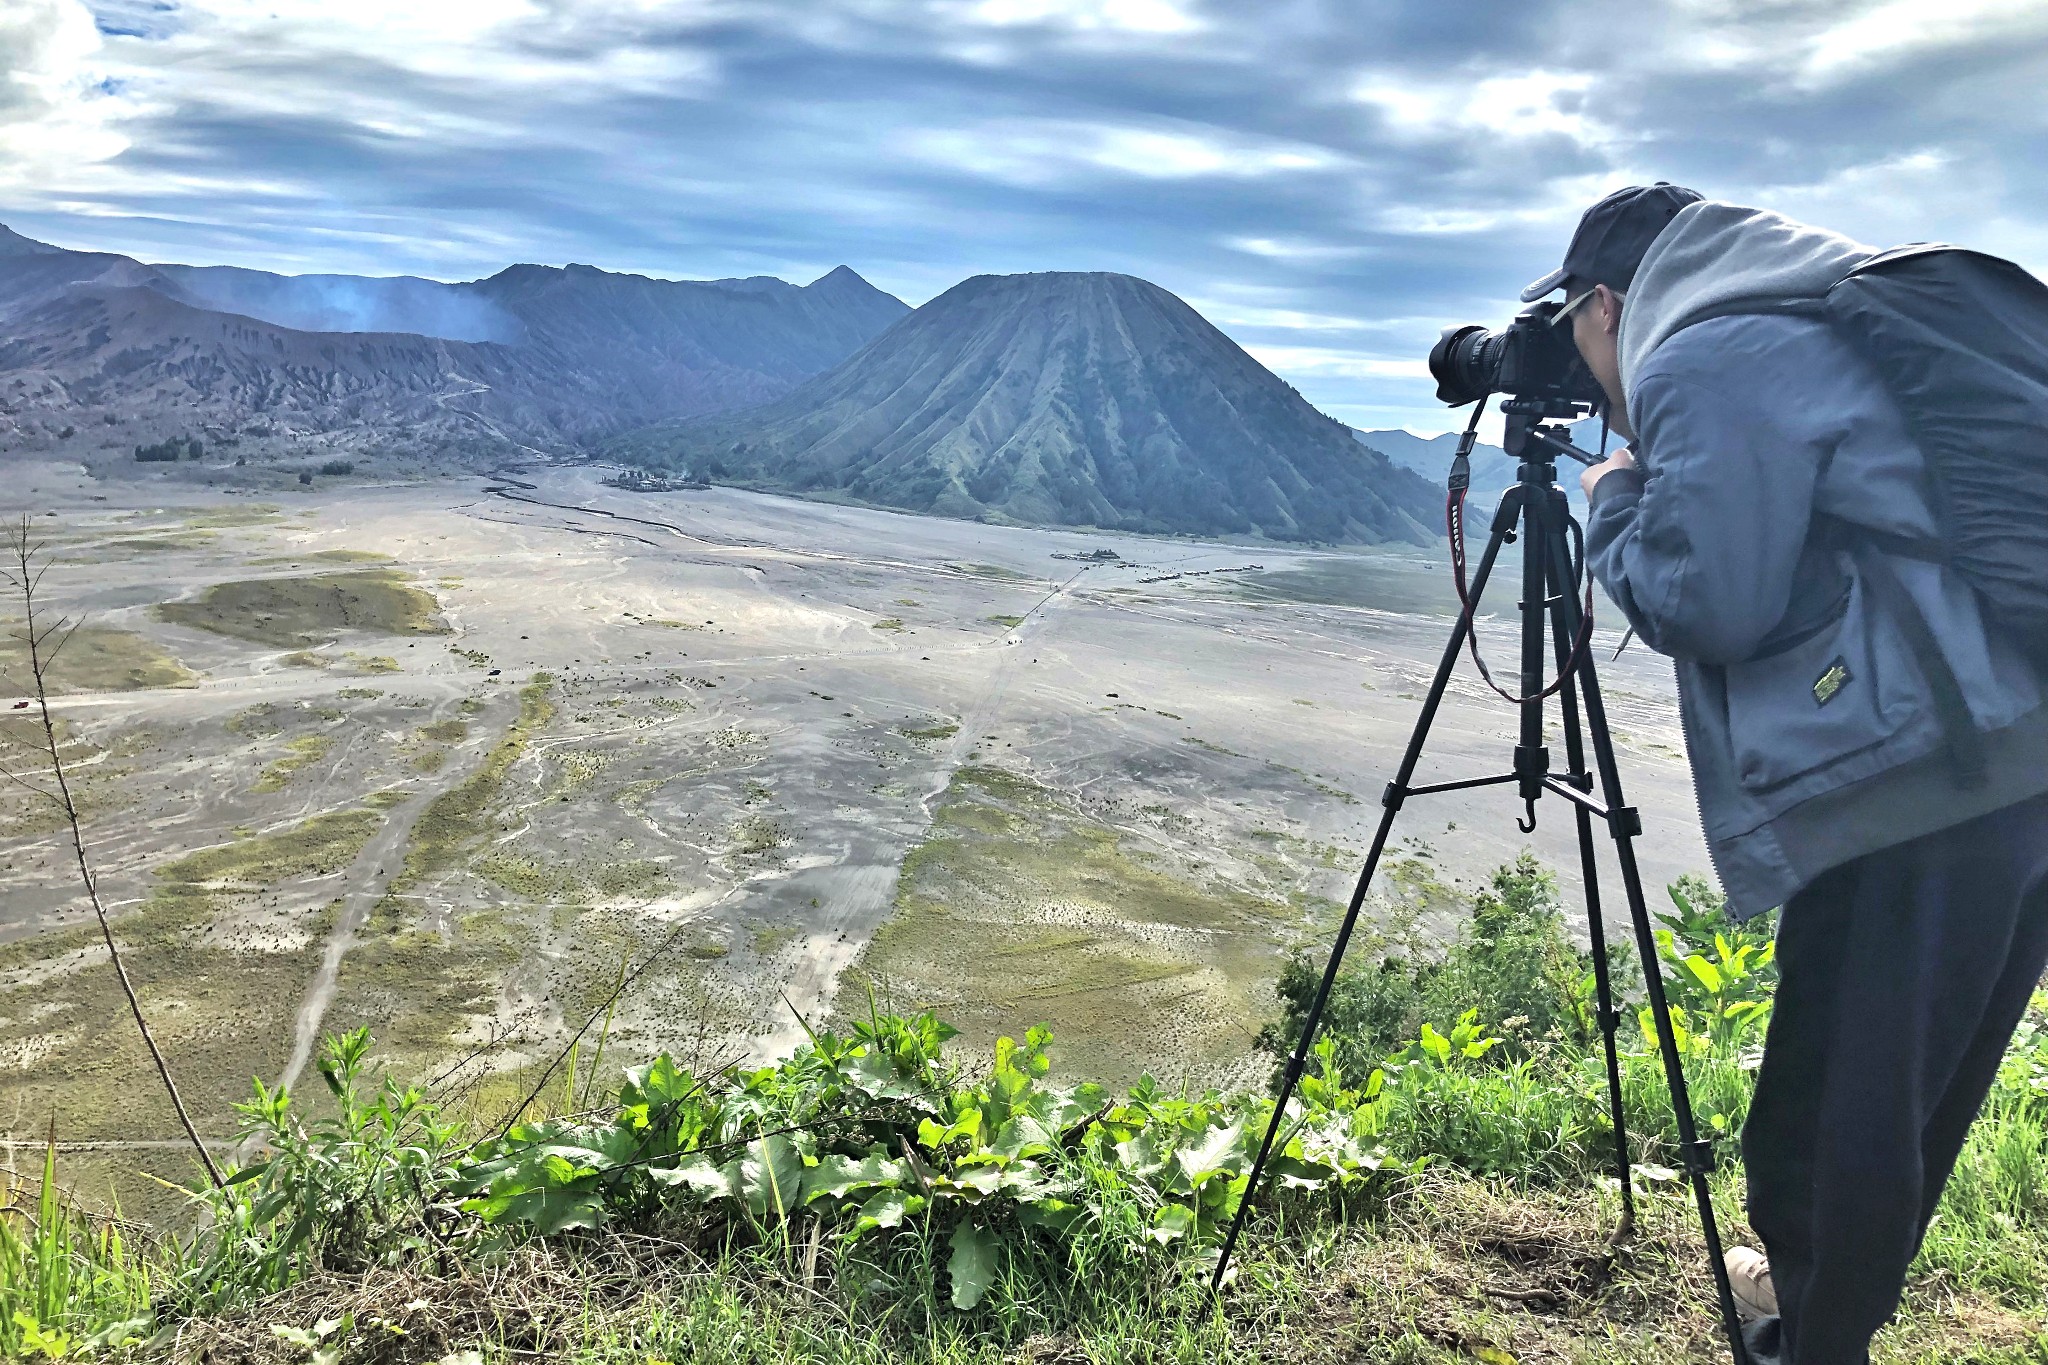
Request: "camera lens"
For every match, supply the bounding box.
[1428,324,1506,407]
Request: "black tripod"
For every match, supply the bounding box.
[1210,397,1751,1365]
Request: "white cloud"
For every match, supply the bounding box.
[1242,344,1428,380]
[1179,298,1379,332]
[951,0,1201,32]
[1801,0,2048,81]
[907,119,1344,185]
[0,0,134,197]
[1224,235,1367,262]
[1352,68,1612,150]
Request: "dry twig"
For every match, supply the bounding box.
[1,513,225,1189]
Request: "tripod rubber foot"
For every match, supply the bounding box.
[1608,1209,1637,1248]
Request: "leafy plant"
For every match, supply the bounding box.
[180,1029,465,1311]
[1652,877,1778,1051]
[454,1009,1403,1307]
[1262,855,1616,1082]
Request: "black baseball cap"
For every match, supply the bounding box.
[1520,182,1705,302]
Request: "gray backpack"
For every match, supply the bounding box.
[1795,246,2048,784]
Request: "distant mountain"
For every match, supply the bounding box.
[0,224,908,461]
[612,272,1439,546]
[1354,419,1612,515]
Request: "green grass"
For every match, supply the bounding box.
[8,830,2045,1365]
[394,676,553,892]
[154,570,446,648]
[252,733,333,791]
[0,624,195,692]
[843,764,1295,1085]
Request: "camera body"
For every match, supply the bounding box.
[1428,300,1605,409]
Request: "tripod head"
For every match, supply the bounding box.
[1501,397,1603,471]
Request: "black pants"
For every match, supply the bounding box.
[1739,791,2048,1365]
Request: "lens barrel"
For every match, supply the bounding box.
[1428,325,1507,407]
[1426,301,1604,409]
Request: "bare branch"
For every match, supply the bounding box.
[39,617,84,671]
[3,516,224,1190]
[0,762,59,803]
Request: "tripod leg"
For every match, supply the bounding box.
[1544,527,1752,1365]
[1208,492,1524,1294]
[1540,513,1636,1241]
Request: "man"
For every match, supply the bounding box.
[1524,184,2048,1364]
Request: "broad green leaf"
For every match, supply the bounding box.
[1684,954,1723,994]
[917,1109,983,1150]
[948,1218,999,1310]
[849,1187,924,1236]
[1148,1203,1196,1245]
[1173,1123,1243,1189]
[648,1153,732,1197]
[736,1134,806,1221]
[803,1151,903,1203]
[1015,1197,1084,1236]
[990,1114,1055,1160]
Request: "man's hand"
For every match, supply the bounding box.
[1581,446,1638,500]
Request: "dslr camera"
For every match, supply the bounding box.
[1427,300,1605,410]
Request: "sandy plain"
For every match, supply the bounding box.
[0,459,1705,1205]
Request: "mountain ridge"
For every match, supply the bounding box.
[613,270,1440,546]
[0,225,909,460]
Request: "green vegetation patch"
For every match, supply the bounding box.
[0,803,386,1186]
[182,504,283,528]
[0,624,195,693]
[986,614,1025,628]
[154,570,446,648]
[1235,555,1459,617]
[395,677,555,893]
[253,733,334,792]
[728,814,792,858]
[843,765,1291,1086]
[103,531,218,554]
[898,720,959,741]
[254,549,395,565]
[946,561,1034,581]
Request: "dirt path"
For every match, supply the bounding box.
[270,696,513,1096]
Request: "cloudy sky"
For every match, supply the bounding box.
[4,0,2046,433]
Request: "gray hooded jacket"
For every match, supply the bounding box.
[1586,202,2048,918]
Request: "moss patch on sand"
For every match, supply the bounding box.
[254,549,395,566]
[395,677,555,892]
[0,803,387,1186]
[0,624,195,693]
[841,765,1293,1087]
[183,504,284,529]
[253,733,334,792]
[154,570,446,648]
[104,531,218,554]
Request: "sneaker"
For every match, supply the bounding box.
[1726,1247,1779,1321]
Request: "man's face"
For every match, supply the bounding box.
[1568,284,1629,436]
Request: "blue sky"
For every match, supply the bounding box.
[4,0,2047,433]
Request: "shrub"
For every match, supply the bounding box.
[1262,854,1614,1080]
[134,436,203,462]
[318,460,353,476]
[176,1029,465,1313]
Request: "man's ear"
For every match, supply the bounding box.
[1597,284,1624,336]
